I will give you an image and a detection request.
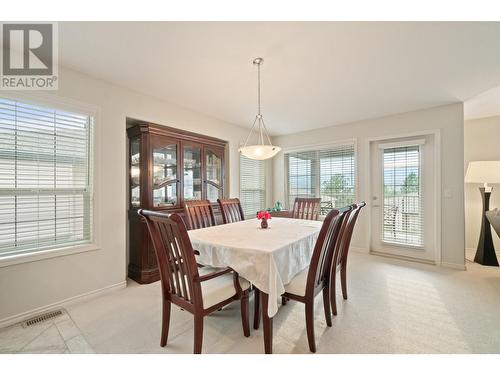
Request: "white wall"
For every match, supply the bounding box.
[272,103,465,268]
[464,116,500,255]
[0,67,252,324]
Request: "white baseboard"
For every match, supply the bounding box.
[0,280,127,329]
[441,262,467,270]
[465,248,475,262]
[350,246,369,254]
[370,250,436,266]
[465,247,500,262]
[369,249,467,270]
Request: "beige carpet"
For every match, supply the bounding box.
[14,252,500,354]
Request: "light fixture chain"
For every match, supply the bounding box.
[257,60,261,115]
[260,116,273,146]
[259,117,264,145]
[242,115,259,148]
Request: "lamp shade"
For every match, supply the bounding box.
[465,161,500,184]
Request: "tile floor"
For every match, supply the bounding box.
[1,252,500,354]
[0,309,93,354]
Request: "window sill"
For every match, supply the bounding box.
[381,241,424,250]
[0,243,101,268]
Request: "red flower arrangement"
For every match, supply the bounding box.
[257,211,272,220]
[257,210,271,229]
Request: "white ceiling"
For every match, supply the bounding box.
[59,22,500,135]
[465,84,500,121]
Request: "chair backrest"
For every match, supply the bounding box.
[338,201,366,266]
[305,206,351,296]
[184,200,216,230]
[138,210,202,308]
[218,198,245,224]
[292,198,321,221]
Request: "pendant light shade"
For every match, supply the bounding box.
[239,144,281,160]
[238,58,281,160]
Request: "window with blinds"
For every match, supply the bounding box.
[285,144,355,214]
[239,155,266,218]
[0,97,93,258]
[382,145,423,247]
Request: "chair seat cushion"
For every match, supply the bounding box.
[284,268,309,297]
[199,268,250,309]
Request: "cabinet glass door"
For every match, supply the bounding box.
[130,138,141,207]
[183,144,202,201]
[205,148,223,201]
[152,143,178,207]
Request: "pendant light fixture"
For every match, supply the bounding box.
[238,57,281,160]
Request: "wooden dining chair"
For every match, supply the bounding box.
[138,210,251,354]
[259,206,351,353]
[184,200,216,230]
[292,197,321,220]
[330,201,366,316]
[218,198,245,224]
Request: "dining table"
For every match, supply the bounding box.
[188,216,323,354]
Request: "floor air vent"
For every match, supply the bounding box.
[22,309,64,328]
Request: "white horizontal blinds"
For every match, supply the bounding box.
[240,154,266,218]
[286,144,355,213]
[319,145,355,209]
[286,150,317,209]
[0,97,93,257]
[382,145,423,247]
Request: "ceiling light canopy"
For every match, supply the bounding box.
[238,58,281,160]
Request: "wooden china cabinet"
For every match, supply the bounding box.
[127,122,226,284]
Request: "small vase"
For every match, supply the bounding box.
[260,218,268,229]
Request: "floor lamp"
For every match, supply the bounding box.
[465,161,500,266]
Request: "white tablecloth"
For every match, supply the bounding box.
[188,217,322,316]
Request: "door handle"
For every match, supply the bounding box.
[373,204,381,207]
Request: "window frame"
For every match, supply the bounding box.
[284,139,358,213]
[239,154,267,219]
[0,93,100,267]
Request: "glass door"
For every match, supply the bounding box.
[152,138,179,208]
[370,135,436,262]
[205,146,224,201]
[183,143,202,201]
[129,137,141,207]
